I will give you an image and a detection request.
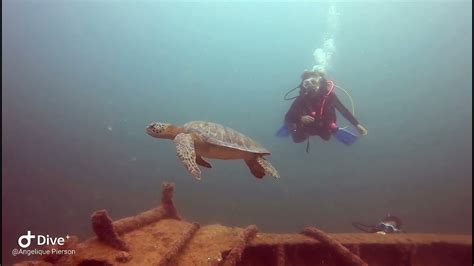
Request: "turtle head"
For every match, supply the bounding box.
[146,122,181,139]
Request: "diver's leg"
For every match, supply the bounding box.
[291,129,307,143]
[307,123,331,141]
[319,130,331,141]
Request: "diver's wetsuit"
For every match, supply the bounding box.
[285,91,359,143]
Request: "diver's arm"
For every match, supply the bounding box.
[332,94,360,126]
[285,97,304,125]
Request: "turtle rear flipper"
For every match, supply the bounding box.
[245,158,265,179]
[196,155,212,168]
[256,157,280,179]
[245,156,280,179]
[245,156,280,178]
[174,133,202,180]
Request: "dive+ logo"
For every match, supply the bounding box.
[18,231,68,248]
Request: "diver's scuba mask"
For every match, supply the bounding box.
[301,77,322,96]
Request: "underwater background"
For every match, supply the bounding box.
[2,0,472,264]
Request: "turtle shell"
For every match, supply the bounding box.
[183,121,270,154]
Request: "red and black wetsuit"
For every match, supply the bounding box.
[284,83,359,143]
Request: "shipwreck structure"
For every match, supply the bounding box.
[17,182,472,266]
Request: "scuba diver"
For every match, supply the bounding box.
[352,215,404,234]
[277,70,368,149]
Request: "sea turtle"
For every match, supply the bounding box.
[146,121,280,180]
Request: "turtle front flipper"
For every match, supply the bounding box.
[196,155,212,168]
[173,133,202,180]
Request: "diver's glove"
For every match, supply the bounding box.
[301,115,315,124]
[356,124,368,136]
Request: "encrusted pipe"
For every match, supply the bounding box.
[113,207,168,235]
[276,244,286,266]
[302,227,368,266]
[398,243,416,266]
[42,235,79,264]
[220,225,259,266]
[113,182,181,235]
[91,182,181,250]
[157,222,200,266]
[348,244,361,257]
[161,182,181,220]
[91,210,129,251]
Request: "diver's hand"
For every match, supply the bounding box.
[288,123,297,131]
[301,115,315,124]
[356,124,368,136]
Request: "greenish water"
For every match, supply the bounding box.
[2,1,471,264]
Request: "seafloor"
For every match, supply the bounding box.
[16,182,472,266]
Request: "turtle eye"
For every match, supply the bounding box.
[147,123,156,131]
[147,123,161,133]
[156,124,167,133]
